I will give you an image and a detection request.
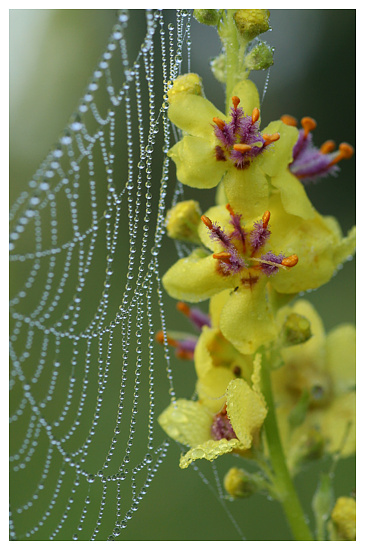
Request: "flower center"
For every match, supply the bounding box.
[212,96,280,169]
[211,405,237,441]
[201,204,298,284]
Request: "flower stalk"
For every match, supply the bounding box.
[260,349,313,541]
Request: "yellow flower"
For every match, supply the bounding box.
[167,74,313,220]
[273,300,355,465]
[158,355,267,468]
[162,196,355,354]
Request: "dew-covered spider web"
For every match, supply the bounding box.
[9,9,245,541]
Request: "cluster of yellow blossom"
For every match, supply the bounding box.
[158,72,355,475]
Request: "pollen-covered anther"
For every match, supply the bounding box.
[280,114,298,127]
[213,251,232,264]
[320,140,336,154]
[252,107,260,124]
[262,210,270,229]
[233,143,252,153]
[329,142,354,166]
[262,132,280,146]
[201,215,213,229]
[281,254,299,267]
[232,96,240,109]
[212,117,226,130]
[301,116,317,138]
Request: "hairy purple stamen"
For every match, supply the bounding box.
[260,251,285,276]
[249,220,271,253]
[211,411,237,441]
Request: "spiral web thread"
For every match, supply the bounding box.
[9,9,202,540]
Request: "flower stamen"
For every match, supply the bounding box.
[281,254,299,267]
[328,142,354,166]
[201,215,213,230]
[233,143,253,153]
[262,132,280,146]
[320,140,336,154]
[232,96,240,109]
[213,117,226,130]
[281,114,298,127]
[301,116,317,138]
[212,251,232,263]
[252,107,260,124]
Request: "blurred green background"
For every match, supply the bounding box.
[10,9,355,541]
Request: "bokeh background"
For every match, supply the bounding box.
[10,9,355,541]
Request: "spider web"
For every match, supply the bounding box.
[9,9,200,541]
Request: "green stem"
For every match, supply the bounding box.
[261,352,313,541]
[219,10,248,114]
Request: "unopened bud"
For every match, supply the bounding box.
[234,10,270,41]
[224,467,257,498]
[193,9,220,26]
[167,73,203,103]
[281,312,312,347]
[210,53,226,83]
[245,42,274,71]
[166,200,202,243]
[330,496,356,541]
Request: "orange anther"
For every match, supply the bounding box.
[262,210,271,228]
[156,330,164,344]
[320,140,336,154]
[201,215,213,229]
[177,301,190,316]
[280,114,298,127]
[213,252,232,264]
[252,107,260,124]
[281,254,299,267]
[328,142,354,167]
[262,133,280,146]
[301,116,317,138]
[339,142,354,159]
[226,203,235,217]
[233,143,252,153]
[232,96,240,109]
[213,117,226,130]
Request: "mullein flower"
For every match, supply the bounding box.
[281,114,354,183]
[162,196,355,354]
[272,300,355,468]
[167,74,314,220]
[158,355,267,468]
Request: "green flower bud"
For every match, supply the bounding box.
[210,53,226,83]
[224,467,257,499]
[245,42,274,71]
[193,9,220,26]
[329,496,356,541]
[281,312,312,347]
[166,200,202,243]
[234,9,270,41]
[167,73,203,103]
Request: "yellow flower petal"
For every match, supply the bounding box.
[260,120,298,177]
[270,169,315,220]
[219,279,278,355]
[223,163,269,220]
[226,377,267,446]
[162,249,239,302]
[158,399,212,447]
[168,92,225,139]
[168,136,227,189]
[179,438,242,469]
